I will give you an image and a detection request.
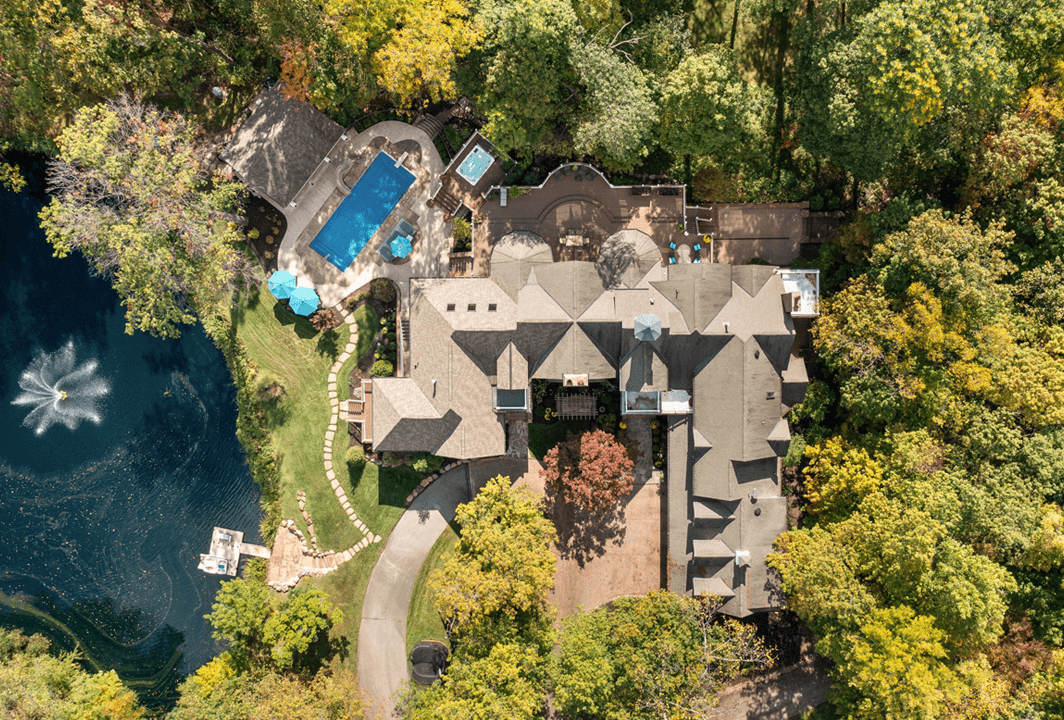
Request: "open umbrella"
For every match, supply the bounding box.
[634,313,662,342]
[390,235,413,259]
[268,269,297,299]
[289,286,320,316]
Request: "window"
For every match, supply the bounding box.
[494,388,528,411]
[468,304,476,311]
[488,304,497,312]
[446,303,455,312]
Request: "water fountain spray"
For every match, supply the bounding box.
[11,340,110,435]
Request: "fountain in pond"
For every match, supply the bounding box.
[11,341,110,435]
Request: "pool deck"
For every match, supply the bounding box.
[277,121,449,309]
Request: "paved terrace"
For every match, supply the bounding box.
[276,121,450,308]
[473,165,691,276]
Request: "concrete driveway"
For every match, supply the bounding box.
[358,467,468,719]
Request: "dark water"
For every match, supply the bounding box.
[0,158,262,707]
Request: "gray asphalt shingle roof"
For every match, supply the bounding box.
[221,88,343,210]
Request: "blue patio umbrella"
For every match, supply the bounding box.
[268,270,297,299]
[390,235,413,259]
[289,286,320,316]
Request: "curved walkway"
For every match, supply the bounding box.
[358,466,468,719]
[266,312,381,591]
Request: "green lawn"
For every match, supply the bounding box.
[406,526,457,655]
[306,459,422,673]
[232,287,419,673]
[528,420,593,460]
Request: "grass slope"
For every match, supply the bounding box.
[233,286,420,672]
[405,526,457,655]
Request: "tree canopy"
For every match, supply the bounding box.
[430,475,557,633]
[39,96,255,338]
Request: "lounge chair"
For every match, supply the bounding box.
[668,257,677,264]
[669,242,677,249]
[693,244,701,251]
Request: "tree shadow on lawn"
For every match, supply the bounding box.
[544,487,629,569]
[316,328,340,359]
[273,302,319,339]
[378,465,422,509]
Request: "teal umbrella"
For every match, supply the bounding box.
[289,286,320,316]
[268,270,297,299]
[390,235,413,259]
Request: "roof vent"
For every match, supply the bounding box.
[723,322,730,333]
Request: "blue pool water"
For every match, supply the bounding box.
[457,145,495,185]
[310,152,416,270]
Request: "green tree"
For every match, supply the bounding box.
[205,578,272,669]
[658,46,753,161]
[550,609,614,718]
[799,0,1013,181]
[549,592,772,720]
[571,41,658,170]
[403,643,545,720]
[430,475,557,633]
[262,588,342,671]
[831,606,963,720]
[471,0,580,155]
[871,210,1015,322]
[802,437,884,523]
[39,96,256,338]
[0,629,144,719]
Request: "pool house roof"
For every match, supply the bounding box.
[222,87,344,211]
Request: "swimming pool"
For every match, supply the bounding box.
[457,145,495,185]
[310,152,416,270]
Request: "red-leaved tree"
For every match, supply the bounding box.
[543,429,635,511]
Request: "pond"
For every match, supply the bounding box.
[0,156,262,708]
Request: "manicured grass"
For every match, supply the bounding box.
[528,420,594,460]
[234,286,357,548]
[406,526,457,655]
[306,458,422,673]
[232,285,421,673]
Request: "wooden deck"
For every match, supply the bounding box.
[475,167,689,276]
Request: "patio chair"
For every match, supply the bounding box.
[694,257,702,263]
[669,242,677,249]
[668,257,677,264]
[693,244,701,251]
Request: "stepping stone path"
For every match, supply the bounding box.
[267,310,382,592]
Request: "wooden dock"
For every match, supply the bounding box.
[197,527,271,576]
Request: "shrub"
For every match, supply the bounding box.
[309,308,341,332]
[346,445,366,467]
[452,217,471,242]
[247,228,260,239]
[412,453,445,475]
[371,359,394,377]
[371,278,396,304]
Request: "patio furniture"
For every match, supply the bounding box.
[669,242,677,249]
[693,243,701,251]
[694,257,702,263]
[669,256,677,264]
